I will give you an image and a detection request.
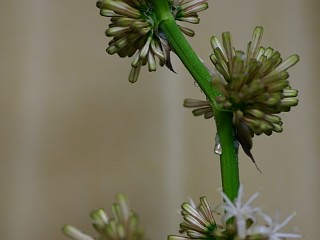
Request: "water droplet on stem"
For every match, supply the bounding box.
[214,134,222,155]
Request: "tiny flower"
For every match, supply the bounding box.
[183,98,214,119]
[248,212,302,240]
[168,196,217,239]
[97,0,208,82]
[63,193,146,240]
[221,185,261,239]
[62,225,94,240]
[170,0,209,37]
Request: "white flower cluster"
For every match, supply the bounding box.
[221,185,301,240]
[169,185,301,240]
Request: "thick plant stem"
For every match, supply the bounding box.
[151,0,239,200]
[215,111,240,200]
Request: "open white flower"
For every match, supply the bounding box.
[248,212,302,240]
[220,185,261,238]
[169,186,301,240]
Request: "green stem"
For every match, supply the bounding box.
[151,0,239,200]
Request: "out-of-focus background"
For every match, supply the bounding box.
[1,0,319,239]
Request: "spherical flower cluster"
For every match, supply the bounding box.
[184,27,299,168]
[168,186,301,240]
[97,0,208,82]
[210,26,299,136]
[63,194,145,240]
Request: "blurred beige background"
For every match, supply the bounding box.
[0,0,319,239]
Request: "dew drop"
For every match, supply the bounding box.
[214,142,222,155]
[214,134,222,155]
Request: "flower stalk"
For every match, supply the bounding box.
[150,0,240,200]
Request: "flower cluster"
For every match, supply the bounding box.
[210,26,299,136]
[97,0,209,83]
[63,194,145,240]
[168,185,301,240]
[184,27,299,169]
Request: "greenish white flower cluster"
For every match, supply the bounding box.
[184,26,299,168]
[97,0,208,82]
[168,185,301,240]
[63,194,145,240]
[210,26,299,137]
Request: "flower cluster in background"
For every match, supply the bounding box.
[63,194,145,240]
[96,0,208,82]
[168,185,301,240]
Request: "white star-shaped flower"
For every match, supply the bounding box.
[248,212,302,240]
[221,185,261,239]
